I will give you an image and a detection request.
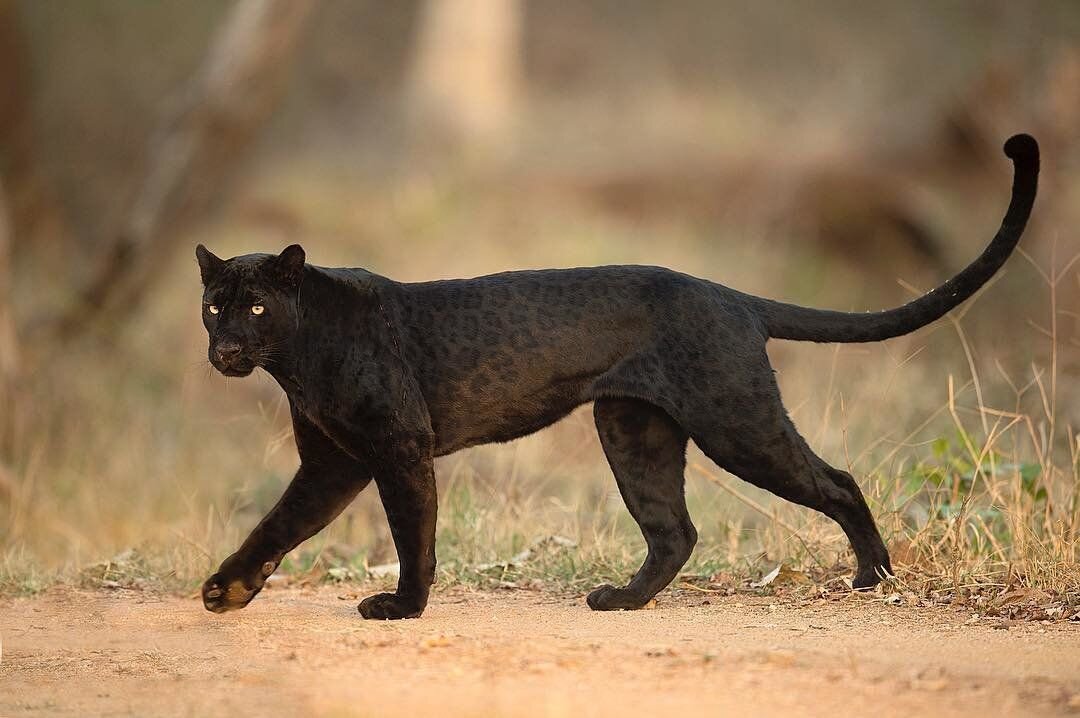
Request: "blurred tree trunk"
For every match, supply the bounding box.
[0,2,20,487]
[0,0,31,203]
[48,0,315,339]
[0,0,70,257]
[407,0,523,158]
[0,176,17,462]
[0,177,15,380]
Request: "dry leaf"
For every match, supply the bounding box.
[997,588,1049,606]
[751,564,811,588]
[752,565,781,588]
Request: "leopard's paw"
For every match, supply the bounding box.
[201,561,276,614]
[586,584,650,611]
[358,592,424,620]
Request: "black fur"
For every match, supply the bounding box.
[196,135,1037,618]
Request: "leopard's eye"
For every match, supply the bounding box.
[208,305,219,315]
[251,305,265,315]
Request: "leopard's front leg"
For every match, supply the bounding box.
[357,434,438,620]
[203,407,370,613]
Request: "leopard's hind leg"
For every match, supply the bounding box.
[588,397,697,611]
[687,370,893,589]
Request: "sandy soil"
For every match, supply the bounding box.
[2,584,1078,717]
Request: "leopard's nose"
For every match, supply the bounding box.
[215,342,242,363]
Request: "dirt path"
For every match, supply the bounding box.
[2,584,1078,717]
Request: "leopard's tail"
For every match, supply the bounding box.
[750,133,1038,343]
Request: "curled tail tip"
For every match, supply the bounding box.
[1004,133,1039,166]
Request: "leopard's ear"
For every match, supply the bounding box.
[269,244,306,288]
[195,244,225,285]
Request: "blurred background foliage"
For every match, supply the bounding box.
[0,0,1077,592]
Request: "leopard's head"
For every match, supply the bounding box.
[195,244,305,377]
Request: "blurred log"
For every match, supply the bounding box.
[407,0,523,157]
[47,0,315,339]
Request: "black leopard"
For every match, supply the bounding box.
[196,135,1037,619]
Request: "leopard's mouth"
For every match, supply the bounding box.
[211,357,257,377]
[218,365,255,377]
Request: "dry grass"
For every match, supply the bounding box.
[1,168,1077,623]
